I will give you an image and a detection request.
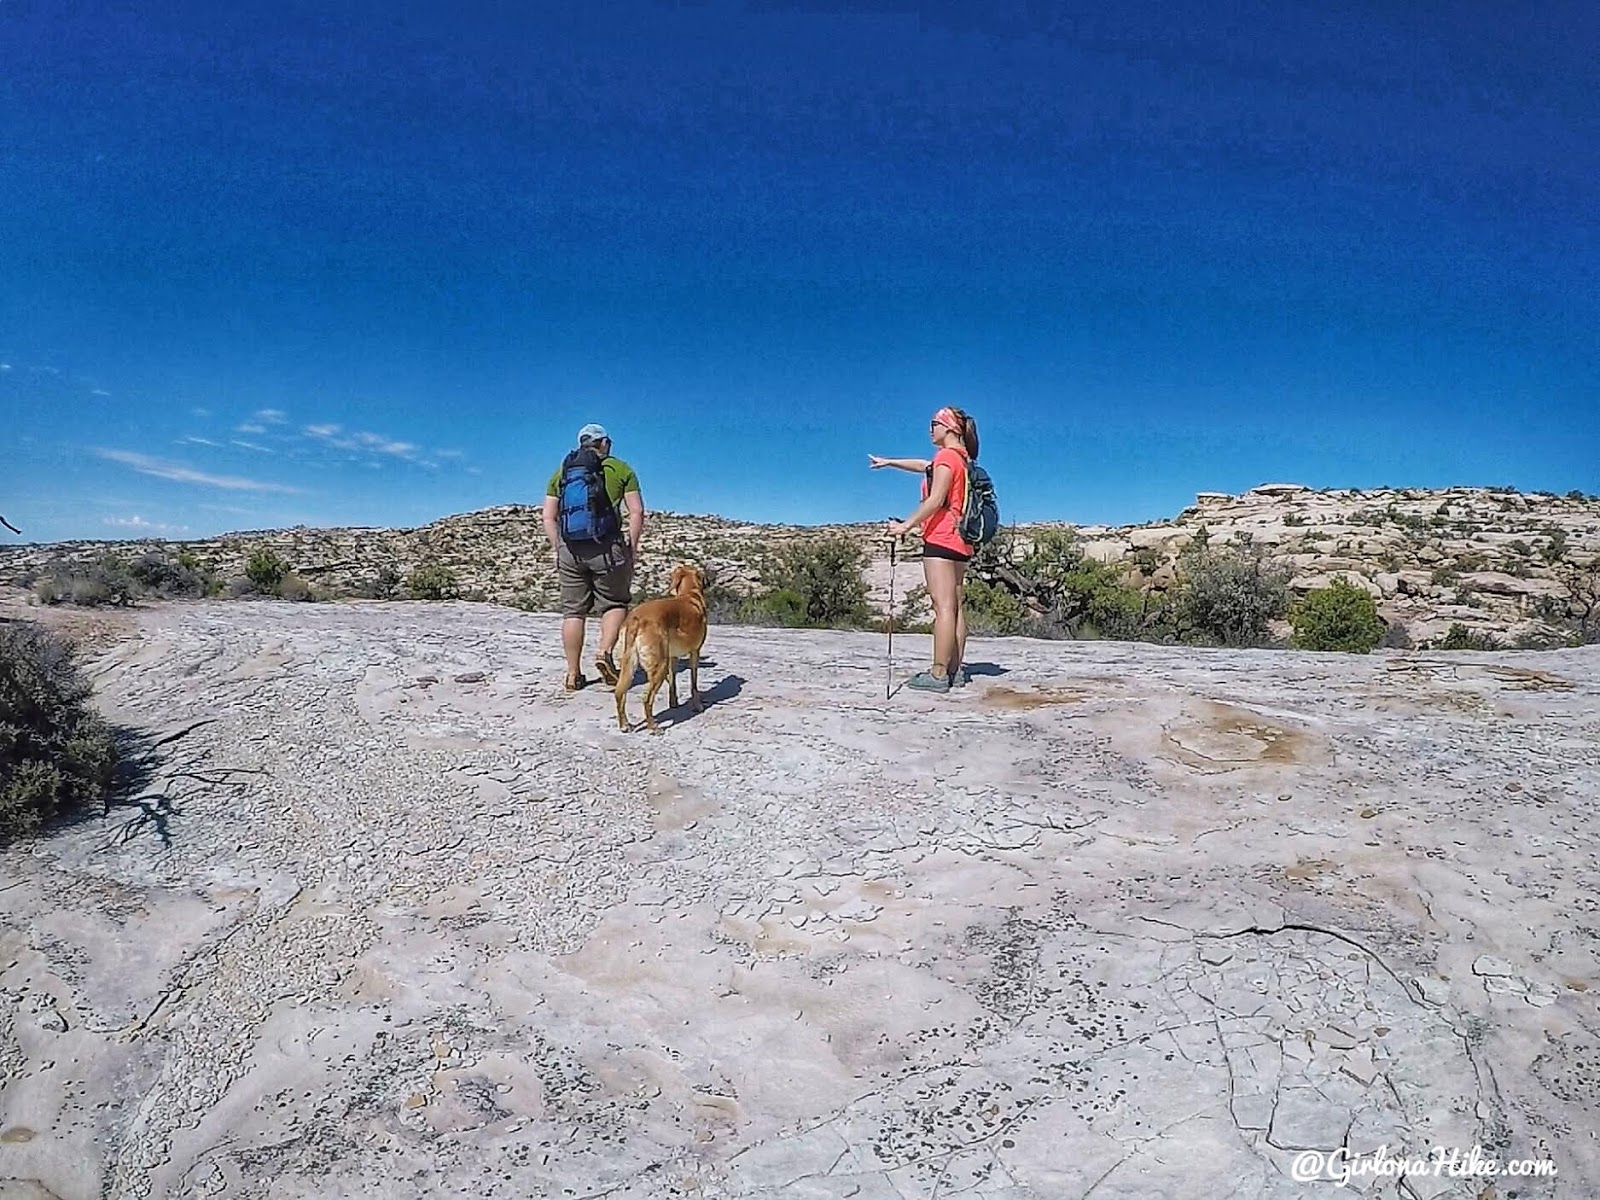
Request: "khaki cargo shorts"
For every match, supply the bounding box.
[557,537,633,617]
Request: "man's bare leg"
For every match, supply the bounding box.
[563,617,586,684]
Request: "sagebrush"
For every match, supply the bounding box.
[0,622,118,840]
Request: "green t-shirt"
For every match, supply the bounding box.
[546,454,640,508]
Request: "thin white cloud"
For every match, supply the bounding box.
[179,436,222,447]
[191,407,211,417]
[435,448,465,459]
[231,439,273,453]
[236,422,267,434]
[254,408,287,424]
[97,449,302,493]
[355,432,418,458]
[104,515,190,534]
[91,388,111,397]
[303,423,421,461]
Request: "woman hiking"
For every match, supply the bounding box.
[870,405,980,693]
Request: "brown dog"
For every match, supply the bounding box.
[614,564,708,733]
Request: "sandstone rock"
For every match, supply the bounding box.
[1248,483,1311,497]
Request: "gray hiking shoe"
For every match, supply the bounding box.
[948,667,970,688]
[907,671,951,693]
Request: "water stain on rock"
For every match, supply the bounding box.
[1282,857,1340,885]
[1161,702,1321,772]
[984,686,1086,709]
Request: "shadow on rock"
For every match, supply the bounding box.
[656,674,746,728]
[50,718,265,848]
[963,661,1009,678]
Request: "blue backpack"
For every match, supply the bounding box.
[959,462,1001,547]
[557,448,621,544]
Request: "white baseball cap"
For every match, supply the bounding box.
[577,422,609,445]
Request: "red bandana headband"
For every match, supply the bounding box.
[932,407,962,431]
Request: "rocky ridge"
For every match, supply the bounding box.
[2,484,1596,645]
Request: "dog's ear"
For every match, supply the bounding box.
[670,564,688,592]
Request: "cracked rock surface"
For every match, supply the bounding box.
[3,599,1598,1199]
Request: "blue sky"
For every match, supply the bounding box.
[3,0,1596,543]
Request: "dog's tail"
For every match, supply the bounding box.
[613,620,636,695]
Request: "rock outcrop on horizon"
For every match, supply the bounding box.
[2,484,1596,645]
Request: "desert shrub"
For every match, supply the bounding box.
[0,622,118,841]
[129,552,208,599]
[1511,629,1578,651]
[1380,622,1414,650]
[963,529,1155,641]
[1172,543,1291,647]
[29,556,138,608]
[278,574,317,602]
[1531,594,1567,623]
[745,587,809,628]
[349,567,402,600]
[759,535,870,628]
[405,563,460,601]
[1290,577,1385,653]
[891,583,933,635]
[245,547,288,593]
[1433,623,1500,651]
[1430,567,1459,587]
[1540,529,1568,565]
[963,577,1035,637]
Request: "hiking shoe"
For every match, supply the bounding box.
[906,671,951,693]
[595,653,620,686]
[948,667,971,688]
[564,672,588,692]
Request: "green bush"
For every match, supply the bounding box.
[760,535,870,628]
[963,577,1034,637]
[747,587,809,627]
[1172,544,1291,647]
[963,529,1155,640]
[1291,577,1385,652]
[1540,530,1568,565]
[0,622,118,841]
[891,583,933,635]
[245,547,289,593]
[405,563,460,601]
[1433,622,1500,651]
[278,574,318,602]
[129,552,208,599]
[29,556,138,608]
[350,567,402,600]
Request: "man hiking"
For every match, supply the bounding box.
[541,423,644,691]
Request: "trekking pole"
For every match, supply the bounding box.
[886,535,897,701]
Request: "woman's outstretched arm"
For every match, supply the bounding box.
[868,455,931,473]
